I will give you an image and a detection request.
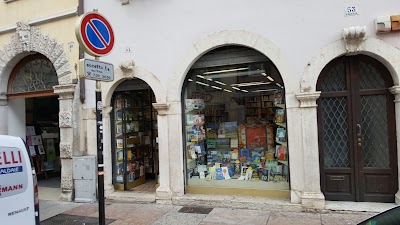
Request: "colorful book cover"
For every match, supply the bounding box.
[274,109,285,123]
[206,123,219,139]
[185,99,205,109]
[217,123,226,138]
[193,114,205,125]
[216,138,230,147]
[207,139,217,148]
[224,122,238,138]
[274,90,283,105]
[276,128,286,142]
[246,127,267,149]
[216,168,224,180]
[238,124,247,148]
[240,148,250,157]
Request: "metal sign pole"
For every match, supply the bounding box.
[95,57,105,225]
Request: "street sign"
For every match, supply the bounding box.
[79,59,114,81]
[75,12,115,57]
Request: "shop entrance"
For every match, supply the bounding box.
[317,55,398,202]
[111,79,159,192]
[7,54,62,200]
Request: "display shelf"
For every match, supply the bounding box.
[274,104,285,108]
[275,123,286,128]
[276,141,287,146]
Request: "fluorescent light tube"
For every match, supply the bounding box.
[231,87,241,90]
[211,86,222,90]
[188,79,193,82]
[203,67,248,75]
[267,76,274,81]
[214,81,226,86]
[196,81,209,86]
[223,89,232,92]
[241,89,249,93]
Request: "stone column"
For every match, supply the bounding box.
[0,94,8,135]
[54,84,77,201]
[295,91,325,209]
[102,106,116,197]
[153,102,173,203]
[389,86,400,204]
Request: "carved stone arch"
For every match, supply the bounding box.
[300,38,400,93]
[0,21,72,95]
[167,30,295,103]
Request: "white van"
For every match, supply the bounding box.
[0,135,40,225]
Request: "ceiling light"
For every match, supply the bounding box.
[203,67,248,75]
[207,78,212,81]
[214,81,226,86]
[223,89,232,93]
[252,89,278,92]
[204,70,265,79]
[211,86,222,90]
[241,89,249,93]
[188,79,193,82]
[197,75,205,79]
[196,81,209,86]
[276,83,282,87]
[261,72,266,76]
[266,76,274,81]
[231,87,241,91]
[232,81,271,87]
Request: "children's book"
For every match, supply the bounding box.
[216,168,224,180]
[224,122,238,138]
[206,123,218,139]
[240,148,250,158]
[276,128,286,142]
[274,90,283,105]
[193,114,205,125]
[274,109,285,123]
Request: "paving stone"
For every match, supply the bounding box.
[267,211,321,225]
[321,213,374,225]
[63,203,98,216]
[151,212,207,225]
[200,208,270,225]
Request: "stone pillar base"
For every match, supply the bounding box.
[156,186,173,204]
[395,191,400,204]
[60,189,74,202]
[301,192,325,209]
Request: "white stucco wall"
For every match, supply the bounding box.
[83,0,400,108]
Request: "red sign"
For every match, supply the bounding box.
[75,12,115,57]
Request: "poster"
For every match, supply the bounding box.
[246,126,267,149]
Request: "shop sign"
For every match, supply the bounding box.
[79,59,114,82]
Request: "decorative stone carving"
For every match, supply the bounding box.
[53,84,76,96]
[60,142,72,159]
[342,26,366,54]
[295,92,321,108]
[119,59,135,71]
[153,103,169,115]
[59,111,72,128]
[389,86,400,102]
[0,22,72,85]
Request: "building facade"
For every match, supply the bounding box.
[81,0,400,209]
[0,0,81,201]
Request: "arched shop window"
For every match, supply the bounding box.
[183,46,289,194]
[7,54,58,98]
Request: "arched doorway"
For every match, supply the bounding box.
[7,53,62,200]
[110,78,159,192]
[317,55,398,202]
[182,46,289,198]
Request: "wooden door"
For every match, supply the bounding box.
[317,55,398,202]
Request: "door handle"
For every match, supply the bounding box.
[356,124,362,137]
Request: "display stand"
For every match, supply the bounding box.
[32,155,47,179]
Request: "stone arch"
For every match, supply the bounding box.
[0,22,72,94]
[300,38,400,93]
[102,62,166,107]
[167,30,295,103]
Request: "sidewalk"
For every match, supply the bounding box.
[40,201,376,225]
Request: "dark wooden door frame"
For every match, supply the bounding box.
[317,55,398,202]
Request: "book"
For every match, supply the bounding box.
[185,99,205,109]
[224,122,238,138]
[274,109,285,123]
[274,90,283,105]
[193,114,205,125]
[206,123,218,139]
[246,127,267,149]
[276,128,286,142]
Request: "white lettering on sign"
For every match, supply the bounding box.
[0,147,28,198]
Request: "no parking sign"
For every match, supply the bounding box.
[75,11,115,57]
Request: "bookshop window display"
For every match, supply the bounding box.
[183,57,289,191]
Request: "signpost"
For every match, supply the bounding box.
[75,10,115,225]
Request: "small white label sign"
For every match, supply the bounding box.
[79,59,114,82]
[345,6,358,16]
